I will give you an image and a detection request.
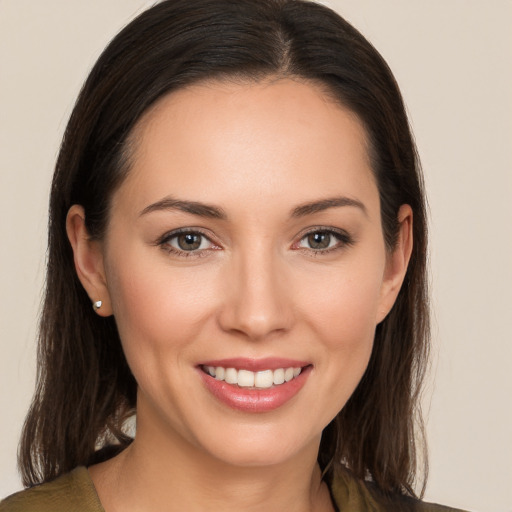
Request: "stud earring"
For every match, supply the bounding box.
[93,300,103,312]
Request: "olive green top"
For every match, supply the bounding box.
[0,466,468,512]
[0,467,102,512]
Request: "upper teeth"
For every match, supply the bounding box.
[204,366,302,389]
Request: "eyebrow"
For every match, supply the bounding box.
[139,195,366,220]
[139,197,227,219]
[291,196,367,218]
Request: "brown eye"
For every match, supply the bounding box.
[163,231,213,253]
[306,231,332,249]
[177,233,202,251]
[296,229,353,253]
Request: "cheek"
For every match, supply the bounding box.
[300,260,384,345]
[296,258,384,409]
[105,253,221,366]
[314,281,377,378]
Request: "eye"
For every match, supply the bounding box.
[296,229,353,252]
[160,230,216,255]
[301,231,336,250]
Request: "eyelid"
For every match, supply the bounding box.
[292,226,355,252]
[157,227,221,256]
[155,225,354,257]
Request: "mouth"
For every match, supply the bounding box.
[200,365,304,389]
[197,358,312,412]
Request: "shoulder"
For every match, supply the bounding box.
[330,467,470,512]
[0,467,104,512]
[397,495,470,512]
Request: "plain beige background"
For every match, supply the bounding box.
[1,1,511,510]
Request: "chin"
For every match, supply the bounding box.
[190,420,320,469]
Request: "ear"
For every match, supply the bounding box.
[66,205,113,317]
[376,204,413,324]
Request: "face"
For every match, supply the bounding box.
[72,78,410,468]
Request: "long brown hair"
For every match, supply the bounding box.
[19,0,429,499]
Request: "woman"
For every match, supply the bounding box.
[1,1,467,510]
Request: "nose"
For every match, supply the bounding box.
[217,246,294,341]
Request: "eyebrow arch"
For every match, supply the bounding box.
[139,197,227,220]
[291,196,367,218]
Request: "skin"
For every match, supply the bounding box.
[67,78,412,512]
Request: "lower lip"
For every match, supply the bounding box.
[198,366,311,413]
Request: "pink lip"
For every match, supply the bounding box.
[198,357,310,372]
[197,359,312,413]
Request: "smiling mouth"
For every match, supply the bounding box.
[201,365,306,389]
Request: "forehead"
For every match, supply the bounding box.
[116,78,377,217]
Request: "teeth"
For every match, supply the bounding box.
[255,370,273,388]
[238,370,255,387]
[204,366,303,389]
[273,368,285,385]
[225,367,237,384]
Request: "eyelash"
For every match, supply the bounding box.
[157,228,219,258]
[294,227,355,255]
[157,227,354,258]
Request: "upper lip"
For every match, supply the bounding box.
[198,357,311,372]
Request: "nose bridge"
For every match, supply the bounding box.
[218,240,291,340]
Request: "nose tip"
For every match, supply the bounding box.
[217,261,293,341]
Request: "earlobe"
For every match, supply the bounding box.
[66,205,113,317]
[376,204,413,324]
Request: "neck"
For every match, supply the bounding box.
[90,409,333,512]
